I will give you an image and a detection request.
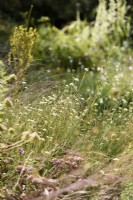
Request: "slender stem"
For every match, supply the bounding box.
[13,151,33,191]
[26,4,33,31]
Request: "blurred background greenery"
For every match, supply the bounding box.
[0,0,98,26]
[0,0,133,28]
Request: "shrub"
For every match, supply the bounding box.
[35,0,131,71]
[8,25,38,79]
[90,0,131,62]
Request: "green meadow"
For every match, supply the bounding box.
[0,0,133,199]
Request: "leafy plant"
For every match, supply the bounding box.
[90,0,131,60]
[8,25,38,79]
[36,0,131,71]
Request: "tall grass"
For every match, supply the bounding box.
[0,60,7,123]
[0,59,133,198]
[0,0,133,199]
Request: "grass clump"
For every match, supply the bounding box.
[0,62,132,198]
[0,60,7,122]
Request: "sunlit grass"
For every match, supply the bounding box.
[0,60,133,198]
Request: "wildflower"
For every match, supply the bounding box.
[18,148,25,155]
[30,132,45,141]
[67,69,71,73]
[100,170,105,175]
[16,165,33,173]
[52,112,58,117]
[21,131,31,140]
[8,128,15,134]
[111,87,120,96]
[122,99,127,105]
[27,119,35,123]
[44,120,48,125]
[84,68,88,72]
[111,133,117,138]
[39,101,46,105]
[44,188,50,197]
[47,69,51,73]
[80,98,85,101]
[45,151,51,155]
[72,161,78,168]
[69,83,75,87]
[123,108,128,112]
[74,77,79,82]
[22,81,27,85]
[4,98,13,107]
[75,116,79,119]
[112,98,117,102]
[0,123,7,131]
[125,91,130,96]
[99,98,103,104]
[7,74,17,84]
[113,158,119,161]
[37,108,43,112]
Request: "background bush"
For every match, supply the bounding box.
[0,0,133,27]
[35,0,131,71]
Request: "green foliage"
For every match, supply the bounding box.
[121,182,133,199]
[0,59,133,198]
[0,0,133,29]
[91,0,131,49]
[0,1,133,199]
[8,25,38,79]
[35,20,93,70]
[36,0,131,70]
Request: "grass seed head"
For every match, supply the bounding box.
[4,98,13,107]
[111,87,120,96]
[21,131,31,140]
[7,74,17,84]
[8,128,15,134]
[30,132,45,141]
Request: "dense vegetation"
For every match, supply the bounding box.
[0,0,133,199]
[0,0,133,26]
